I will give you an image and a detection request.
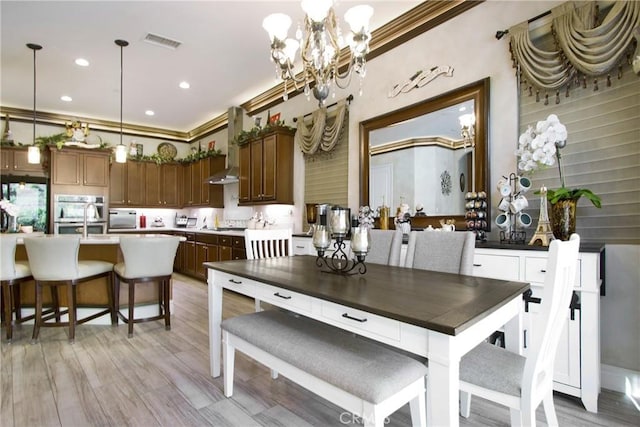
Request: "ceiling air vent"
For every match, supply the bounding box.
[143,33,182,50]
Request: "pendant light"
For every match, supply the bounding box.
[27,43,42,164]
[114,39,129,163]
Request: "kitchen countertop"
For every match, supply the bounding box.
[109,227,246,237]
[13,233,186,245]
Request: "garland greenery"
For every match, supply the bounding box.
[232,121,295,146]
[2,131,226,165]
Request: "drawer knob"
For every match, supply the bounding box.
[342,313,367,323]
[273,292,291,300]
[229,279,242,284]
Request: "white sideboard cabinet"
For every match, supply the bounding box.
[473,242,604,413]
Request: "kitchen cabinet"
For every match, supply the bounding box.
[183,156,225,208]
[51,147,110,187]
[109,161,145,207]
[196,234,220,280]
[472,245,603,413]
[172,231,244,279]
[200,156,225,207]
[182,162,193,206]
[144,162,180,207]
[218,235,246,261]
[239,128,294,205]
[1,146,45,177]
[181,231,197,277]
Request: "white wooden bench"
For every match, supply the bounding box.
[221,309,427,427]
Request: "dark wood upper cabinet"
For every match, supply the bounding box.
[239,128,294,205]
[1,147,46,177]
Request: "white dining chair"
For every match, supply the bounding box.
[364,229,404,266]
[459,234,581,426]
[24,235,115,343]
[404,230,475,274]
[114,236,180,338]
[1,235,33,341]
[244,228,293,260]
[244,228,293,313]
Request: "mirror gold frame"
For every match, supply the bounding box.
[359,77,490,230]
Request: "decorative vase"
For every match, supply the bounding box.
[8,215,18,233]
[550,199,577,241]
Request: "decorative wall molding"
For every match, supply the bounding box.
[388,65,455,98]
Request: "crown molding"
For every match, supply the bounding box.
[1,106,190,143]
[1,1,481,143]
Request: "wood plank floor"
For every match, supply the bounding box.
[2,273,638,427]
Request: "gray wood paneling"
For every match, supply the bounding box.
[520,61,640,244]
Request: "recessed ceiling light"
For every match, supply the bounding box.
[61,95,72,102]
[75,58,89,67]
[145,110,155,116]
[179,81,190,89]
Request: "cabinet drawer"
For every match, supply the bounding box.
[293,237,313,255]
[254,283,312,313]
[213,271,255,295]
[472,254,520,281]
[219,236,232,246]
[525,257,581,286]
[232,237,245,248]
[320,300,400,342]
[198,234,219,245]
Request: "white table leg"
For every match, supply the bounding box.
[427,331,458,427]
[208,269,222,378]
[504,301,524,354]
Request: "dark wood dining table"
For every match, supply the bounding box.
[206,255,529,427]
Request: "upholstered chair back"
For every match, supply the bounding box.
[117,236,180,279]
[365,229,404,266]
[404,231,475,275]
[24,236,81,280]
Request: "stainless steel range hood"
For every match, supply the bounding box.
[207,106,243,184]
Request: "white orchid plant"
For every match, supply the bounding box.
[0,198,19,217]
[516,114,566,175]
[516,114,601,208]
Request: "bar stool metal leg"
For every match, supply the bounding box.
[128,280,135,338]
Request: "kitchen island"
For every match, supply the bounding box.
[13,233,185,324]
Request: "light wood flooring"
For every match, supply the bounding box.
[2,273,638,427]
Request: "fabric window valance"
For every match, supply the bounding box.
[509,1,639,102]
[295,99,348,155]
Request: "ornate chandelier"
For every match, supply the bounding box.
[263,0,373,106]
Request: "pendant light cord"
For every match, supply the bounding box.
[27,43,42,145]
[115,40,129,146]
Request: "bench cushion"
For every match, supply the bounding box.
[222,309,428,404]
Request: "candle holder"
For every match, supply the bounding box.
[313,208,369,275]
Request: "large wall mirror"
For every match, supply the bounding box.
[359,77,489,229]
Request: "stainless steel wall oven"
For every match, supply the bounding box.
[53,194,107,235]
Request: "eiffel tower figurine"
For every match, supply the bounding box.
[529,186,556,246]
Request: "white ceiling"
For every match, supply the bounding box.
[0,1,422,134]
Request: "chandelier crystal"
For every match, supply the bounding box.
[263,0,373,106]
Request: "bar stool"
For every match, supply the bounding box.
[24,236,115,343]
[1,235,33,341]
[114,236,180,338]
